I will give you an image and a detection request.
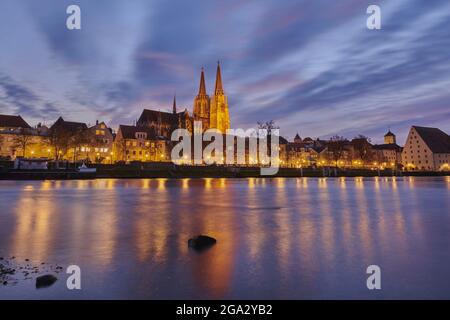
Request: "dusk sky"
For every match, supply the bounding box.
[0,0,449,144]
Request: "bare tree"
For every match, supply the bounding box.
[46,127,71,161]
[12,128,33,157]
[257,120,279,135]
[115,138,129,162]
[352,135,373,164]
[327,135,347,167]
[70,129,90,162]
[257,120,281,163]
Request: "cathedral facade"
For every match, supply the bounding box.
[135,62,230,140]
[193,62,230,133]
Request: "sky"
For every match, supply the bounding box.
[0,0,449,144]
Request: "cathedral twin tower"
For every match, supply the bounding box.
[193,62,230,133]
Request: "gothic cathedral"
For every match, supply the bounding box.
[193,62,230,133]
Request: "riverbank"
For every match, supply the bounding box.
[0,163,449,180]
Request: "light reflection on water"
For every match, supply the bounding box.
[0,177,450,299]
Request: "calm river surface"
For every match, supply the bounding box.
[0,177,450,299]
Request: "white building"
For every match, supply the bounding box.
[372,130,403,167]
[402,126,450,171]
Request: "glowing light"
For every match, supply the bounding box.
[182,178,190,189]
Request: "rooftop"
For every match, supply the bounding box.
[118,125,165,140]
[413,126,450,154]
[0,114,31,129]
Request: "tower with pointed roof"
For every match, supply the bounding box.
[384,129,396,144]
[172,94,177,114]
[209,62,230,133]
[193,67,211,130]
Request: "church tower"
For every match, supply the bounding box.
[209,62,230,133]
[384,130,396,144]
[193,67,210,130]
[172,94,177,114]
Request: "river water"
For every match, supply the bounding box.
[0,177,449,299]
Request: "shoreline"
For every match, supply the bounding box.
[0,165,449,180]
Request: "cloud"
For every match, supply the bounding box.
[0,0,449,144]
[0,74,61,120]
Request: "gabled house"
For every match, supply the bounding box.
[402,126,450,171]
[113,125,169,162]
[0,114,31,132]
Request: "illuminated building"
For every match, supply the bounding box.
[402,126,450,171]
[113,125,169,163]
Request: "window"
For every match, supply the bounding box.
[136,132,147,140]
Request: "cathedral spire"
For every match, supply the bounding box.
[198,67,207,95]
[193,67,210,131]
[172,93,177,114]
[214,61,224,95]
[209,61,229,133]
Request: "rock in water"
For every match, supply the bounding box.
[36,274,57,289]
[188,235,217,252]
